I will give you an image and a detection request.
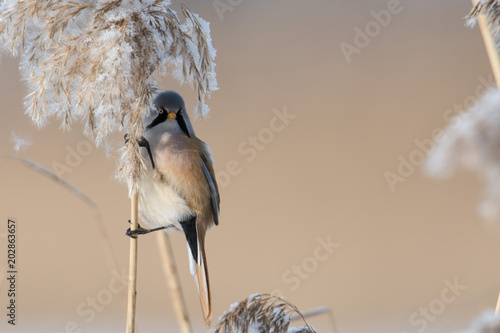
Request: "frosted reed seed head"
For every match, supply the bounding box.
[425,89,500,219]
[0,0,218,192]
[467,1,500,36]
[458,309,500,333]
[467,0,500,22]
[212,294,316,333]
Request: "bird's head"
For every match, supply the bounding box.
[144,90,194,137]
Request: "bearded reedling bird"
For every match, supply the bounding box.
[126,90,220,325]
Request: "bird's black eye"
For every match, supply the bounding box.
[146,108,168,130]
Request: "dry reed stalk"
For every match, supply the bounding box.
[2,156,127,305]
[469,0,500,87]
[290,306,338,333]
[290,306,329,321]
[212,293,317,333]
[496,292,500,314]
[127,192,139,333]
[469,0,500,314]
[156,232,192,333]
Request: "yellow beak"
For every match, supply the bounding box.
[167,112,176,119]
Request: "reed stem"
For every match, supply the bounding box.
[471,0,500,314]
[157,232,193,333]
[126,191,139,333]
[473,0,500,87]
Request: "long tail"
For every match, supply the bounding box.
[195,236,212,325]
[181,218,212,325]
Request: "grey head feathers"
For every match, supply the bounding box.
[144,90,195,136]
[154,90,185,112]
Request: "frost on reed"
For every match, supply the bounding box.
[458,309,500,333]
[0,0,218,192]
[212,294,317,333]
[468,1,500,40]
[424,89,500,219]
[10,132,32,151]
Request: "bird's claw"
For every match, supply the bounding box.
[126,228,137,238]
[125,221,171,237]
[126,226,151,238]
[126,220,147,238]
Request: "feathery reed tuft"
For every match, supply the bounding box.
[10,132,32,151]
[468,1,500,25]
[0,0,218,192]
[424,89,500,220]
[459,309,500,333]
[468,1,500,42]
[212,294,317,333]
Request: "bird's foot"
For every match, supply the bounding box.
[124,134,148,147]
[126,219,148,238]
[126,226,153,238]
[125,220,171,238]
[124,135,156,169]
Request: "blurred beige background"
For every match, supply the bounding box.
[1,0,499,332]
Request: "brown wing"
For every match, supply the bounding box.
[195,138,220,225]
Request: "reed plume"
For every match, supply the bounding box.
[459,309,500,333]
[468,0,500,36]
[425,89,500,219]
[0,0,218,191]
[212,293,317,333]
